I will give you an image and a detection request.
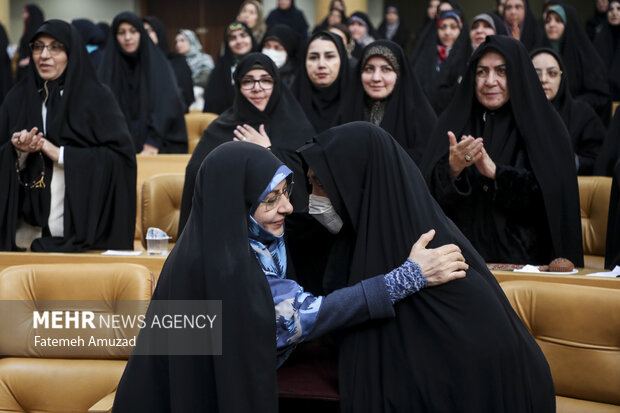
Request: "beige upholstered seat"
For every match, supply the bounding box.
[578,176,613,268]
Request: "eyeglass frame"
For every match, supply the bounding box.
[29,42,66,56]
[239,77,275,91]
[260,181,294,211]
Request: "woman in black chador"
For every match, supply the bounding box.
[531,47,604,175]
[298,121,555,413]
[341,40,436,164]
[421,36,583,266]
[179,53,314,233]
[594,0,620,103]
[114,139,467,411]
[99,12,187,154]
[0,20,136,252]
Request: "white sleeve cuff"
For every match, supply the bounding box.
[58,146,64,165]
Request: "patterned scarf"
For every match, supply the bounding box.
[248,215,287,278]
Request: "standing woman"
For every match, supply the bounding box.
[16,4,44,81]
[594,0,620,104]
[237,0,267,43]
[421,36,583,266]
[542,2,610,121]
[179,53,314,232]
[99,12,187,154]
[174,29,214,91]
[202,21,255,114]
[0,20,136,252]
[341,40,436,164]
[348,12,376,59]
[291,31,350,132]
[502,0,542,50]
[376,6,410,50]
[143,17,195,111]
[266,0,309,43]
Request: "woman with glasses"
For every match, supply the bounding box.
[0,20,136,252]
[179,53,314,233]
[99,11,187,154]
[531,48,604,175]
[421,36,583,266]
[113,139,467,411]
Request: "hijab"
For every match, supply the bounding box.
[413,9,470,115]
[503,0,542,50]
[203,21,256,114]
[542,1,610,117]
[421,35,583,266]
[299,122,555,412]
[142,17,195,109]
[99,12,188,153]
[261,24,302,87]
[376,6,409,49]
[594,0,620,101]
[531,47,605,175]
[178,29,214,84]
[341,40,437,164]
[180,53,314,233]
[291,31,350,132]
[266,0,309,41]
[0,19,136,252]
[113,142,280,412]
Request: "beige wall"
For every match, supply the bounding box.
[0,0,8,30]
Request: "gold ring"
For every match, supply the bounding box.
[464,154,472,162]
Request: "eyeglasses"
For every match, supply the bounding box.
[260,181,293,211]
[535,68,562,79]
[239,77,274,91]
[29,42,66,56]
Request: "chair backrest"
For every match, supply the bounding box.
[185,112,219,154]
[0,263,152,359]
[135,154,191,242]
[141,173,185,248]
[501,281,620,406]
[578,176,612,263]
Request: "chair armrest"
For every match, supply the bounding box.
[88,391,116,413]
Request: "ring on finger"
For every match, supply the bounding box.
[464,154,472,162]
[242,138,247,141]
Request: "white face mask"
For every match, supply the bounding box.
[262,48,287,68]
[308,194,343,235]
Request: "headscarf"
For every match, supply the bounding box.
[348,11,376,58]
[99,12,188,153]
[113,142,280,412]
[413,8,470,115]
[0,19,136,252]
[472,13,497,33]
[238,0,267,42]
[291,31,351,132]
[543,0,611,118]
[71,18,106,70]
[530,47,605,175]
[299,122,555,412]
[341,40,437,164]
[261,24,301,87]
[203,21,256,114]
[376,6,409,49]
[265,0,309,42]
[142,16,195,109]
[180,53,314,232]
[594,0,620,101]
[178,29,214,84]
[421,35,583,266]
[502,0,542,51]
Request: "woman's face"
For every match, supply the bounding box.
[386,10,399,25]
[475,50,509,110]
[349,21,368,41]
[470,20,495,49]
[175,33,190,54]
[504,0,525,26]
[228,29,252,56]
[361,56,397,100]
[328,9,343,26]
[278,0,292,10]
[427,0,440,19]
[532,52,562,100]
[609,2,620,25]
[306,38,341,88]
[238,3,259,29]
[32,35,68,81]
[253,179,293,236]
[544,12,565,40]
[598,0,610,13]
[117,22,141,54]
[438,18,461,48]
[239,68,274,111]
[143,22,158,45]
[263,39,285,53]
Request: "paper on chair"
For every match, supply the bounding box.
[585,266,620,278]
[514,265,579,275]
[101,250,144,256]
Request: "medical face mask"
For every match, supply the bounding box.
[262,47,287,68]
[308,194,343,234]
